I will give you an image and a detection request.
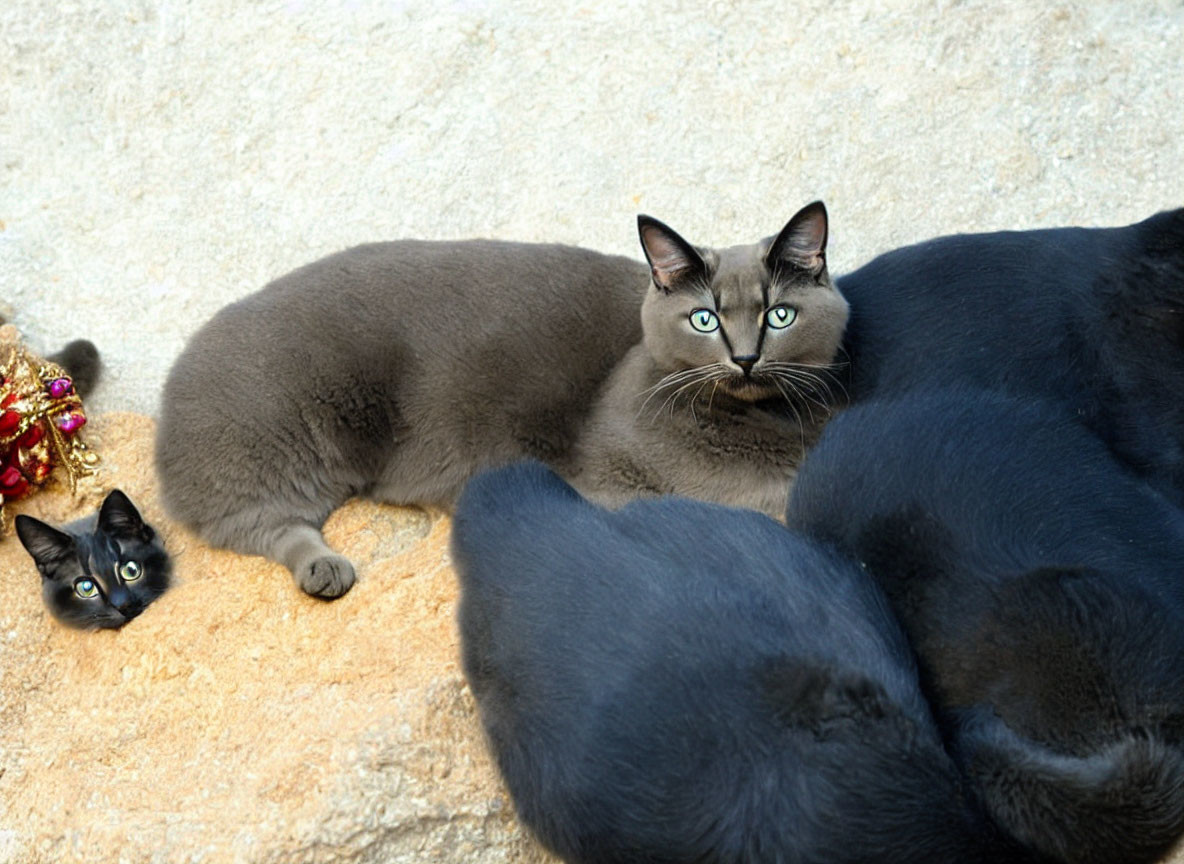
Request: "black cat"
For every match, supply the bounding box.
[836,208,1184,504]
[16,490,171,630]
[452,461,1039,864]
[785,387,1184,864]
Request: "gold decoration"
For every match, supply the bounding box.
[0,326,100,535]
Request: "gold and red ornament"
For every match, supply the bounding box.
[0,326,100,535]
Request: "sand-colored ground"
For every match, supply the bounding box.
[0,413,558,863]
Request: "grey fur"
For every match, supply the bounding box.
[156,240,647,598]
[570,202,849,517]
[156,206,847,598]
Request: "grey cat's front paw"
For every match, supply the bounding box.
[296,555,357,599]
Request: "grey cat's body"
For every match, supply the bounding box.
[157,205,846,597]
[157,240,647,598]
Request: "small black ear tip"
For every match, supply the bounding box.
[99,488,145,531]
[798,200,828,222]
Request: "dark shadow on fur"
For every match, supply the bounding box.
[786,387,1184,863]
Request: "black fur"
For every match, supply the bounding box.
[452,462,1038,864]
[47,339,102,399]
[836,208,1184,503]
[16,490,171,630]
[786,388,1184,864]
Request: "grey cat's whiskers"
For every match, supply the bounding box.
[706,379,722,415]
[687,369,734,424]
[763,361,848,404]
[637,363,728,422]
[635,366,716,418]
[770,377,808,445]
[767,368,833,417]
[653,367,725,422]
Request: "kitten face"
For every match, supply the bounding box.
[15,490,171,630]
[637,202,849,402]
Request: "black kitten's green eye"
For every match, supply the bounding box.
[766,305,797,329]
[119,561,143,582]
[689,309,720,333]
[75,579,99,599]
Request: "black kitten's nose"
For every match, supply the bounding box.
[733,355,758,374]
[109,588,133,613]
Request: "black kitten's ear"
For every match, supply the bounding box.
[637,215,706,291]
[98,490,151,541]
[15,515,77,572]
[767,201,828,274]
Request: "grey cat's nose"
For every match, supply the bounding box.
[733,355,758,374]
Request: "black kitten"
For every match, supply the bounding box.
[786,387,1184,864]
[15,490,171,630]
[837,208,1184,504]
[452,462,1037,864]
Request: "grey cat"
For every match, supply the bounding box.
[570,202,848,517]
[157,241,647,599]
[156,204,846,598]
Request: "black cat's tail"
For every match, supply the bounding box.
[956,706,1184,864]
[47,339,102,399]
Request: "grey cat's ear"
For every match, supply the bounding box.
[14,515,76,572]
[637,215,706,291]
[98,489,152,541]
[767,201,828,274]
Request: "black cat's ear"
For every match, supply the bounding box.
[767,201,828,275]
[761,657,899,736]
[637,215,706,291]
[98,490,152,541]
[14,515,77,573]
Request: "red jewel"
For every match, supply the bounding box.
[0,410,19,436]
[18,423,44,449]
[1,392,16,409]
[0,465,24,490]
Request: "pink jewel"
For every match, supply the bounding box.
[48,377,74,399]
[57,413,86,434]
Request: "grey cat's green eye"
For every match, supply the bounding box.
[120,561,143,582]
[689,309,720,333]
[766,305,797,329]
[74,579,99,599]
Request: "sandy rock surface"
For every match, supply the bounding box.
[2,1,1182,417]
[0,413,556,864]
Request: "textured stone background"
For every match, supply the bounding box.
[2,0,1182,416]
[3,1,1184,862]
